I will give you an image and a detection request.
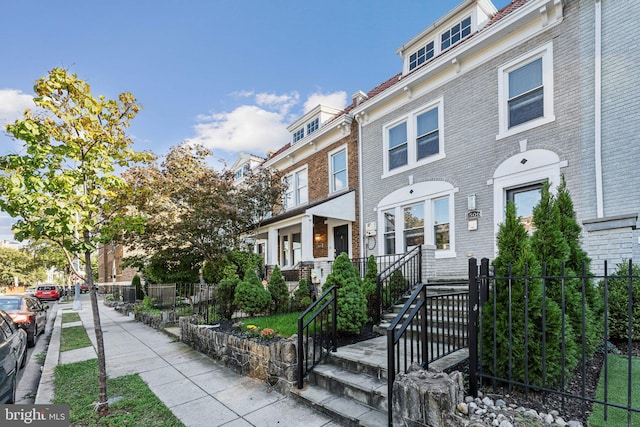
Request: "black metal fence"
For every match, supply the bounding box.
[386,284,469,425]
[375,246,422,323]
[297,285,337,389]
[468,258,640,426]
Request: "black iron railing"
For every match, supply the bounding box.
[387,283,469,426]
[375,246,422,323]
[297,286,337,389]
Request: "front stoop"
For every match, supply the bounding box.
[291,349,388,427]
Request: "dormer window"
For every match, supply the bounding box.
[441,16,471,51]
[306,118,319,135]
[292,128,304,143]
[409,41,434,71]
[234,163,251,180]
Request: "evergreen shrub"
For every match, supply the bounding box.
[234,268,271,317]
[268,266,290,313]
[322,253,367,334]
[603,262,640,341]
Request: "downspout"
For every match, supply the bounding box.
[355,112,365,257]
[595,0,603,218]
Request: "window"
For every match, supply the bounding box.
[383,210,396,255]
[409,41,434,71]
[441,17,471,50]
[283,167,308,209]
[404,204,424,249]
[307,118,319,135]
[508,58,543,128]
[433,197,450,249]
[292,233,302,265]
[388,122,408,170]
[416,108,439,160]
[507,183,543,233]
[384,99,444,175]
[234,163,251,180]
[378,182,456,258]
[330,147,347,193]
[498,43,554,138]
[293,128,304,143]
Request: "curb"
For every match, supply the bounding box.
[34,306,62,404]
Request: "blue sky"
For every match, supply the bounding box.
[0,0,510,242]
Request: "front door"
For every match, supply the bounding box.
[333,225,349,258]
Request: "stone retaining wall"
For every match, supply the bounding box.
[135,310,179,329]
[179,318,298,394]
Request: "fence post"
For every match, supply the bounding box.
[375,276,382,324]
[468,258,479,397]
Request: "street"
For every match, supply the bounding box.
[14,298,59,404]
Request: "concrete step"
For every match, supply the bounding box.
[309,363,387,412]
[291,383,387,427]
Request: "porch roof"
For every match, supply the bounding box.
[260,189,356,227]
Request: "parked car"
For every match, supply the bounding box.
[0,295,47,347]
[24,287,37,296]
[80,284,89,294]
[34,285,60,301]
[0,310,27,403]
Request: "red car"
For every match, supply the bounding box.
[34,285,60,301]
[80,284,89,294]
[0,296,47,347]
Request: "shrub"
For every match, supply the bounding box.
[322,253,367,334]
[388,269,407,303]
[132,274,143,300]
[362,255,379,321]
[216,265,239,320]
[267,266,289,313]
[603,262,640,341]
[293,277,311,310]
[234,269,271,317]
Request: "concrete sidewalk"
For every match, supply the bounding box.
[36,293,339,427]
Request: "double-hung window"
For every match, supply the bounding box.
[329,147,347,193]
[384,99,443,175]
[388,122,408,170]
[283,167,308,209]
[416,108,439,160]
[498,43,554,138]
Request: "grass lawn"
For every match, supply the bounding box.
[60,325,92,352]
[240,311,302,337]
[54,359,184,426]
[61,312,81,324]
[589,354,640,426]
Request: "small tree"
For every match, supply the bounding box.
[322,253,367,334]
[482,201,576,387]
[267,266,289,313]
[234,269,271,317]
[530,183,599,356]
[362,255,379,321]
[216,265,240,320]
[388,269,407,303]
[0,68,152,416]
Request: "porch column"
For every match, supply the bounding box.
[301,214,314,261]
[267,227,279,265]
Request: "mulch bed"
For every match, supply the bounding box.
[445,340,640,425]
[207,319,381,347]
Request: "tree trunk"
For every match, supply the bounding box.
[84,237,109,417]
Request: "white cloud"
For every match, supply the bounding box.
[188,90,348,156]
[188,104,290,154]
[0,89,33,125]
[303,91,348,113]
